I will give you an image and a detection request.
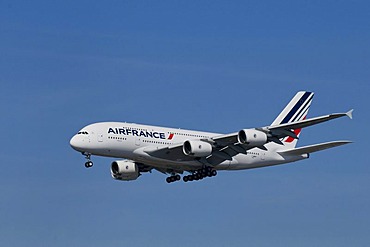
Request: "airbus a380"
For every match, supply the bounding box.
[70,91,353,183]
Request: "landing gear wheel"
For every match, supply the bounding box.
[166,174,182,183]
[84,161,93,168]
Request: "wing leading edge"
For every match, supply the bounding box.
[266,109,353,137]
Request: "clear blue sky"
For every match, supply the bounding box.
[1,1,369,246]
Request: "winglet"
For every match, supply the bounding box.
[346,109,354,119]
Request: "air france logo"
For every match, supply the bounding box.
[108,128,174,140]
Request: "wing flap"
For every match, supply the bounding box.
[278,141,352,156]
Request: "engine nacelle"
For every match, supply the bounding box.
[183,140,212,157]
[111,160,139,181]
[237,129,268,146]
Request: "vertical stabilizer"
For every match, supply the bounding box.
[271,91,314,148]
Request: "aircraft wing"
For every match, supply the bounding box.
[144,143,195,162]
[278,140,352,156]
[144,109,353,167]
[265,110,353,140]
[143,142,243,171]
[143,130,262,166]
[208,109,353,156]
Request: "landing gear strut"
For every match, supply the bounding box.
[83,152,93,168]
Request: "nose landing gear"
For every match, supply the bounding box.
[83,152,93,168]
[85,161,93,168]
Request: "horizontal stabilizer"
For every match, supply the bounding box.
[278,141,352,156]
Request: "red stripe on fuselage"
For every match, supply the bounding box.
[168,133,174,140]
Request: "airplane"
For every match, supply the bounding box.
[70,91,353,183]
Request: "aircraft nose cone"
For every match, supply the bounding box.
[70,135,82,151]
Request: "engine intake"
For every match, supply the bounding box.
[183,140,212,157]
[111,160,139,181]
[238,129,267,146]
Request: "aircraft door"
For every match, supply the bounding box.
[97,133,104,142]
[135,137,141,146]
[261,152,265,160]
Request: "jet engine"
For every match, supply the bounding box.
[111,160,139,181]
[237,129,268,146]
[183,140,212,157]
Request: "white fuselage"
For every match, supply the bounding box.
[70,122,307,171]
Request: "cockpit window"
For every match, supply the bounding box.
[77,131,89,135]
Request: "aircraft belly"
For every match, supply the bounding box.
[139,158,202,172]
[90,141,137,159]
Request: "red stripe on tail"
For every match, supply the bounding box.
[285,129,302,143]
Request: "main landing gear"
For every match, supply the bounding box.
[83,152,93,168]
[166,174,181,183]
[183,167,217,182]
[165,167,217,183]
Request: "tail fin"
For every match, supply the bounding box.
[271,91,314,148]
